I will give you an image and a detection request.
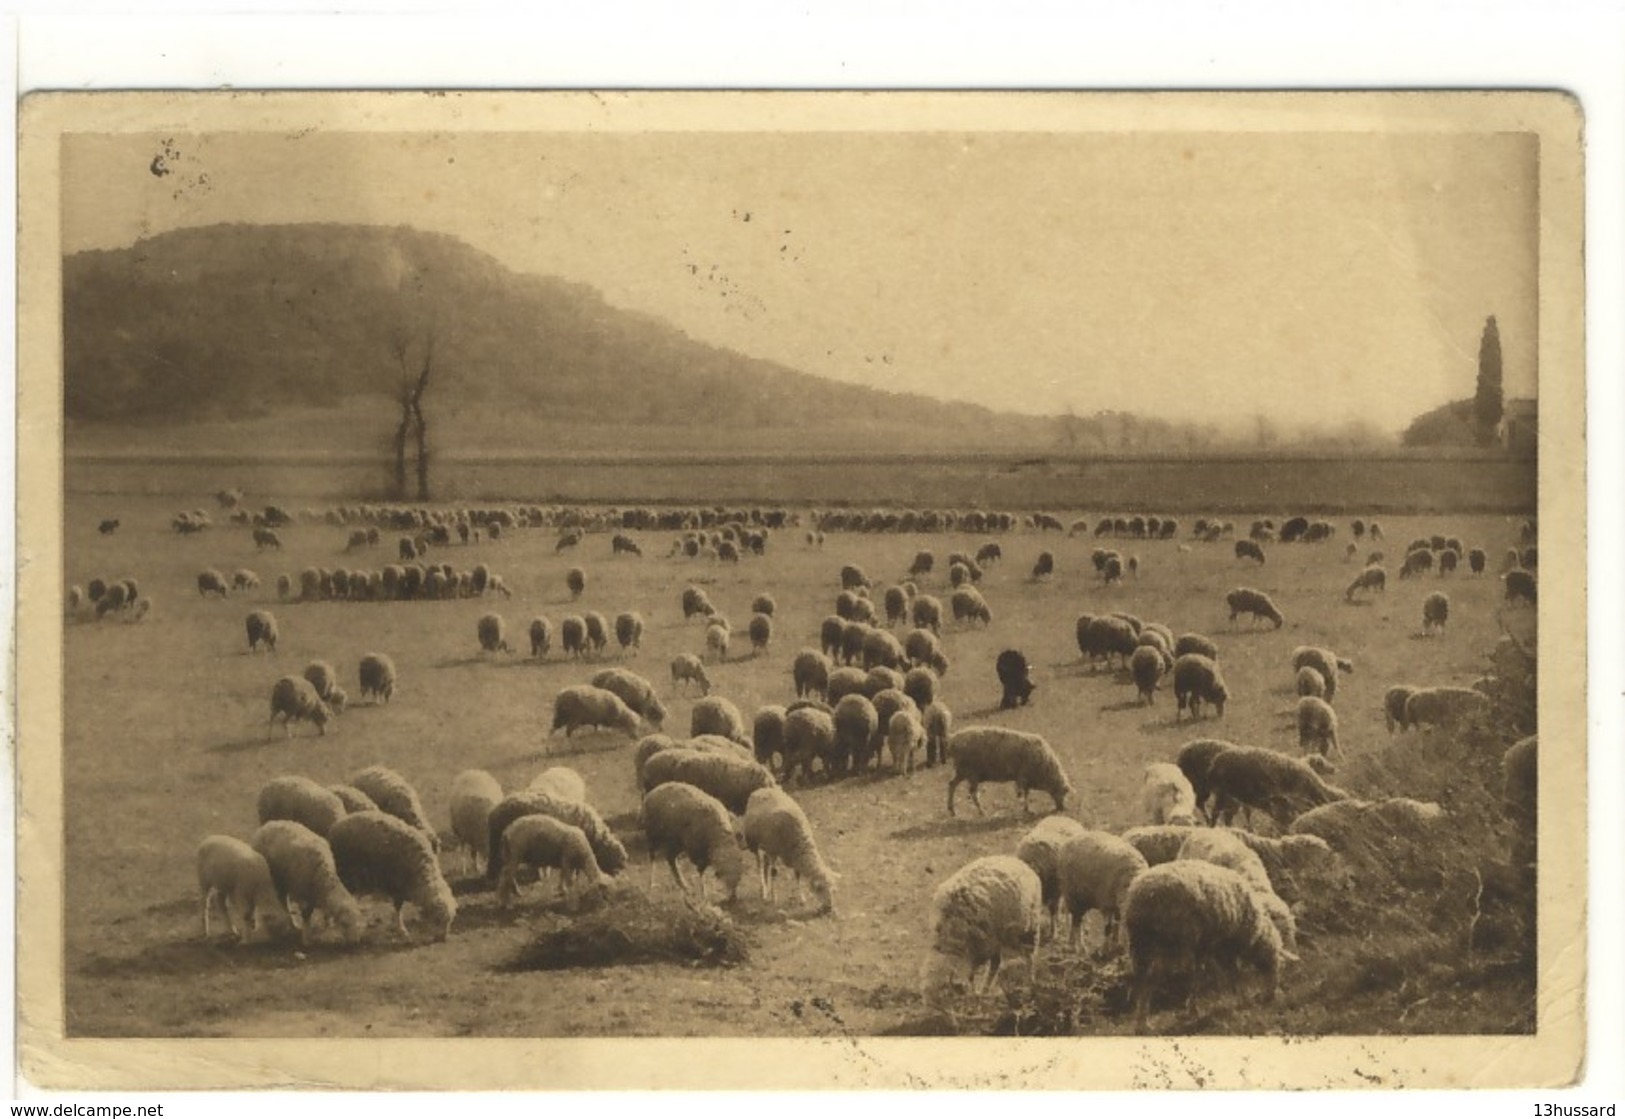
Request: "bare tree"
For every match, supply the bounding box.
[388,328,435,501]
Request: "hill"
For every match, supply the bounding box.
[63,222,1088,454]
[1401,398,1480,448]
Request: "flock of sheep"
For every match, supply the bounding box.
[78,492,1538,1034]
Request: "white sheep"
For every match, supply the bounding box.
[782,706,837,785]
[527,766,587,804]
[1120,824,1200,868]
[670,652,711,696]
[1014,814,1088,944]
[705,621,731,663]
[529,616,553,659]
[1123,860,1296,1031]
[590,667,668,728]
[742,786,838,914]
[947,727,1073,816]
[1294,666,1327,700]
[689,695,749,745]
[302,660,340,703]
[1296,696,1341,758]
[256,775,347,837]
[484,792,629,885]
[197,835,293,943]
[348,765,440,851]
[328,784,378,815]
[327,810,457,941]
[1403,686,1491,730]
[1140,762,1199,826]
[495,814,607,908]
[358,652,397,703]
[249,819,364,945]
[792,648,831,701]
[551,684,642,738]
[449,769,505,874]
[1175,828,1298,952]
[923,855,1044,999]
[886,708,927,775]
[641,781,747,903]
[1172,654,1229,720]
[245,610,279,653]
[267,676,332,739]
[922,700,953,768]
[1056,831,1149,953]
[1130,645,1167,705]
[1290,646,1352,702]
[639,748,777,815]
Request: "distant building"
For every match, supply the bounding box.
[1500,398,1538,455]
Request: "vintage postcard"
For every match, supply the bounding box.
[14,90,1585,1090]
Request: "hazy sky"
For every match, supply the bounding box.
[61,123,1539,434]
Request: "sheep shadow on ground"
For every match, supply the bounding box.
[1097,698,1149,714]
[1139,715,1220,733]
[75,928,411,981]
[958,703,1012,721]
[887,813,1034,842]
[206,730,330,754]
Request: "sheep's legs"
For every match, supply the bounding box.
[202,890,216,938]
[393,902,412,940]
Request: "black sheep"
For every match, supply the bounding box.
[995,649,1036,710]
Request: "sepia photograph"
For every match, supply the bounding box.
[14,84,1588,1092]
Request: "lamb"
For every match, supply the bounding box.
[742,786,838,913]
[197,568,230,598]
[495,814,607,908]
[348,765,440,850]
[590,667,667,728]
[1345,564,1387,600]
[792,648,832,700]
[670,652,712,696]
[886,708,927,774]
[1403,686,1491,730]
[782,706,838,785]
[1173,632,1220,661]
[946,727,1073,816]
[448,768,505,874]
[995,649,1037,709]
[358,652,396,703]
[1205,745,1349,830]
[1226,587,1283,629]
[267,676,332,738]
[477,612,511,654]
[1130,645,1168,705]
[1123,860,1295,1031]
[484,791,628,884]
[197,835,293,942]
[245,610,279,653]
[1174,738,1237,823]
[552,684,643,738]
[640,748,777,815]
[1421,591,1451,635]
[1172,654,1229,720]
[249,820,364,945]
[752,705,790,772]
[1291,646,1352,702]
[257,775,347,837]
[705,620,731,663]
[641,781,747,902]
[1384,684,1419,732]
[1015,815,1089,943]
[1234,539,1266,564]
[327,811,457,941]
[690,694,749,745]
[1175,829,1297,951]
[1056,831,1149,952]
[923,855,1044,998]
[950,587,993,626]
[832,694,880,775]
[529,616,553,658]
[1140,762,1199,826]
[1296,696,1341,758]
[1504,568,1537,606]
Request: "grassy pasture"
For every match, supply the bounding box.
[59,493,1535,1038]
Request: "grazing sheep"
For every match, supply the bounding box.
[358,652,396,703]
[1015,815,1089,943]
[448,769,505,874]
[950,587,993,626]
[559,615,588,659]
[484,791,628,885]
[267,676,331,739]
[256,775,347,838]
[1140,763,1199,826]
[705,621,731,663]
[1296,696,1340,758]
[275,573,293,600]
[496,815,606,908]
[1124,860,1294,1030]
[566,567,586,599]
[1121,824,1199,868]
[1421,591,1451,635]
[1226,587,1283,629]
[860,628,906,672]
[247,820,365,949]
[1172,654,1229,720]
[582,611,611,657]
[883,585,911,625]
[1467,547,1487,575]
[840,563,871,591]
[752,705,789,772]
[832,694,881,775]
[1438,548,1460,576]
[923,855,1044,998]
[1292,646,1352,702]
[911,594,944,634]
[1030,551,1055,580]
[1403,686,1491,730]
[327,785,377,815]
[669,652,712,696]
[1345,565,1387,600]
[782,706,838,785]
[477,612,511,654]
[1205,745,1349,830]
[1080,616,1139,671]
[1400,548,1434,579]
[995,649,1037,710]
[886,708,927,774]
[551,684,642,738]
[1176,830,1297,951]
[528,766,588,804]
[1294,666,1326,700]
[348,765,439,850]
[197,568,230,598]
[1234,540,1266,564]
[1504,569,1537,606]
[681,586,715,620]
[1383,684,1419,732]
[197,835,293,942]
[947,727,1073,816]
[1056,831,1149,952]
[690,694,749,745]
[902,666,938,710]
[327,811,456,941]
[825,666,866,706]
[245,610,279,653]
[641,747,777,815]
[1130,645,1167,705]
[743,786,838,913]
[792,648,832,701]
[582,668,664,729]
[1174,738,1237,824]
[608,611,644,656]
[527,616,553,659]
[641,781,747,903]
[233,569,261,592]
[751,592,777,617]
[903,628,952,676]
[922,701,954,768]
[1173,633,1220,661]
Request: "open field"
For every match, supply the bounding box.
[60,492,1537,1038]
